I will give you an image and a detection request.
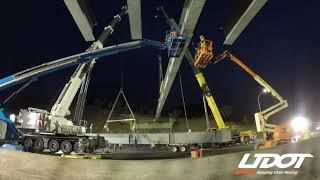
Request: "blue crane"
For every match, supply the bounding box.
[0,35,186,144]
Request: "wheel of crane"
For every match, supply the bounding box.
[23,137,33,150]
[60,140,73,155]
[48,139,60,153]
[33,138,44,153]
[73,142,85,153]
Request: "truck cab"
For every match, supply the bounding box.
[0,108,22,145]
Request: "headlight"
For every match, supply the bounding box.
[290,116,310,132]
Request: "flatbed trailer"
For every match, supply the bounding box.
[87,129,237,152]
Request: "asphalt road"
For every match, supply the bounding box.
[0,138,319,180]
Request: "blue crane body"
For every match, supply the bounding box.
[0,37,186,145]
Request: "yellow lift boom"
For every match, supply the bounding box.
[194,36,289,148]
[214,50,288,133]
[184,43,226,129]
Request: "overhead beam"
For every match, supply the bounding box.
[223,0,268,45]
[127,0,142,39]
[64,0,96,41]
[155,0,206,120]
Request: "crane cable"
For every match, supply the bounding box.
[178,70,189,131]
[73,62,94,125]
[1,77,37,106]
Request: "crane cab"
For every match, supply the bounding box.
[0,108,21,144]
[0,119,7,144]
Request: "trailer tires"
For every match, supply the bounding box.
[180,146,187,152]
[171,146,179,152]
[48,139,60,153]
[23,137,33,150]
[33,139,44,153]
[60,140,73,155]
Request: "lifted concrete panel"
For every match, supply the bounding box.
[155,0,206,120]
[224,0,268,45]
[127,0,142,39]
[64,0,95,41]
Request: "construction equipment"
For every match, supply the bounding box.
[0,108,22,145]
[194,36,214,68]
[0,33,185,154]
[164,30,187,57]
[214,50,288,131]
[154,0,206,121]
[23,6,129,136]
[157,7,228,131]
[239,130,257,144]
[156,6,242,147]
[105,88,136,132]
[193,36,291,147]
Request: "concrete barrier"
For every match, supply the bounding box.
[0,137,319,180]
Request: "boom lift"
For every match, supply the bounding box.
[214,51,288,132]
[194,36,289,147]
[214,50,289,147]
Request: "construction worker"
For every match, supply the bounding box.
[90,124,94,133]
[78,138,85,154]
[53,121,61,133]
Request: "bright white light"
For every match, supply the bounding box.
[290,116,310,132]
[262,88,268,93]
[316,127,320,131]
[9,114,16,122]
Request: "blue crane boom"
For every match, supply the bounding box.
[0,39,162,92]
[0,39,165,143]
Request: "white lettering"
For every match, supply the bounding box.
[278,154,297,168]
[238,153,262,168]
[258,154,279,168]
[293,154,314,168]
[238,153,313,169]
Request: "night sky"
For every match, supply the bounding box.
[0,1,319,122]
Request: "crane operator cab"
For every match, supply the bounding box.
[0,119,7,144]
[0,108,21,145]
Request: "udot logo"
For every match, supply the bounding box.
[233,153,314,175]
[238,153,313,169]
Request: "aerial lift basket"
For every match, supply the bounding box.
[194,36,214,68]
[164,30,186,57]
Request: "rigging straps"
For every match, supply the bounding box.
[1,77,37,106]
